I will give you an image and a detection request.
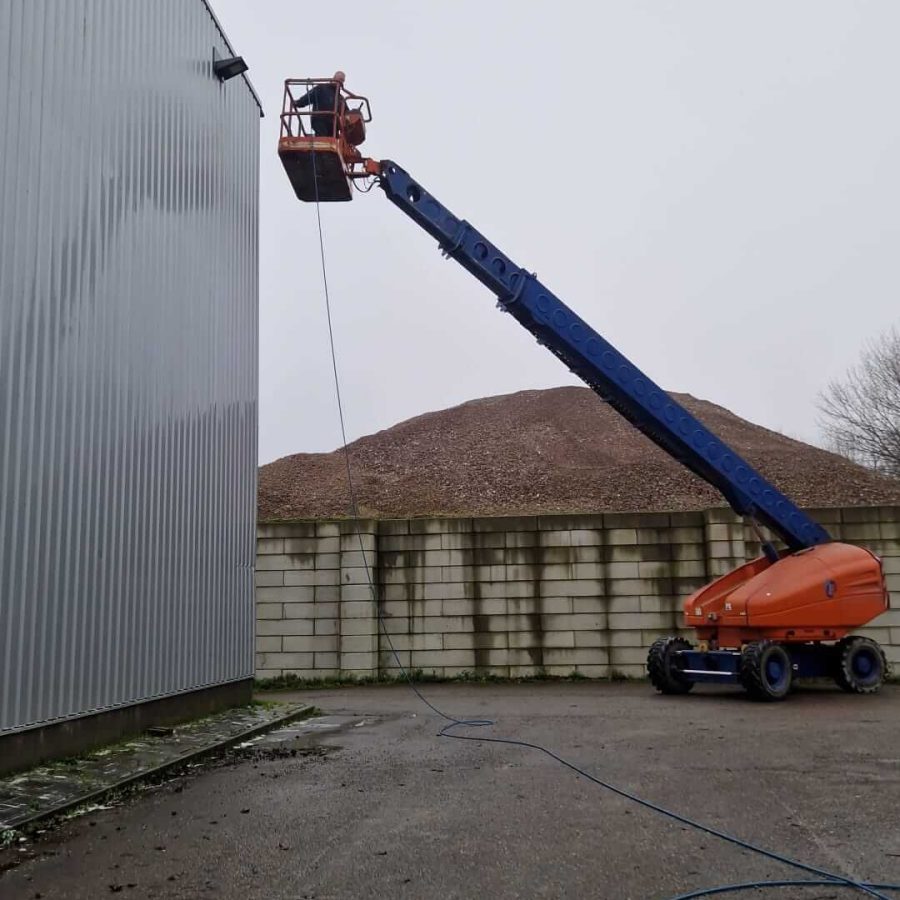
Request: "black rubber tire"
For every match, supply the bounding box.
[739,640,792,701]
[834,637,887,694]
[647,636,694,695]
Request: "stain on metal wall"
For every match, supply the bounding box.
[0,0,261,732]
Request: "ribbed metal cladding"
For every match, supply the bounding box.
[0,0,260,733]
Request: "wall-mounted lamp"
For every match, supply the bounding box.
[213,49,248,82]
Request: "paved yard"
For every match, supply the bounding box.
[1,682,899,900]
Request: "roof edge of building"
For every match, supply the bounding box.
[201,0,265,118]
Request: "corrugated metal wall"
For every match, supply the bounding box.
[0,0,260,733]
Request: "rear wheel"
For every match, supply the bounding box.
[740,640,792,701]
[835,637,886,694]
[647,636,694,695]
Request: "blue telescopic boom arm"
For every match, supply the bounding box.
[376,161,830,552]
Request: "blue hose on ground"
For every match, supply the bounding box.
[668,881,900,899]
[308,156,898,900]
[435,716,897,900]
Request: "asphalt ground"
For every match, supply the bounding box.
[1,682,899,900]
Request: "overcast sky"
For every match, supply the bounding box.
[214,0,899,465]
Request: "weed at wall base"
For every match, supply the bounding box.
[254,668,638,691]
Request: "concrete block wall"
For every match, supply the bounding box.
[255,507,900,680]
[255,521,377,679]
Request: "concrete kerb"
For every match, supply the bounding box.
[2,703,315,834]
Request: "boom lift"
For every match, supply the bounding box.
[279,78,891,700]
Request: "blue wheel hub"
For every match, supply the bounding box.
[851,647,880,684]
[765,655,788,690]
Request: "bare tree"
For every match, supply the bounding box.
[818,327,900,477]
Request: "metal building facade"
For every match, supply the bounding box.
[0,1,261,733]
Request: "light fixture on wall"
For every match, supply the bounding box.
[213,48,248,82]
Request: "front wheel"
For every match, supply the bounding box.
[647,636,694,695]
[835,637,887,694]
[739,640,792,701]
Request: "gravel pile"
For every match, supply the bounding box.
[258,386,900,520]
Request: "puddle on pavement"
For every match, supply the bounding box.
[230,715,379,761]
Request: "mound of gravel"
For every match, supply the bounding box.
[258,386,900,520]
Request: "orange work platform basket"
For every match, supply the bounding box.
[278,79,373,203]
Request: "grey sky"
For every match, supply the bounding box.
[214,0,900,465]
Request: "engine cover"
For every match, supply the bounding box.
[684,542,888,646]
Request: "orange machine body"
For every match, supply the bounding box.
[685,541,888,648]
